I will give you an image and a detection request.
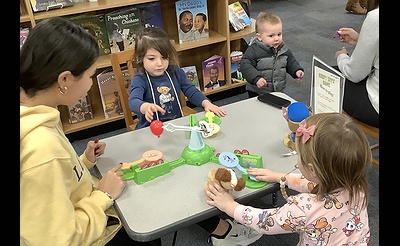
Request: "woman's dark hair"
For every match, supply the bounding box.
[20,17,99,97]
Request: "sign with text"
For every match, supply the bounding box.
[310,56,345,114]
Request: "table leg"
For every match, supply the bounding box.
[172,231,178,246]
[272,192,277,207]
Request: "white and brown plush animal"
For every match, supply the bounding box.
[205,167,246,192]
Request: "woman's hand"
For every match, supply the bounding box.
[335,47,349,58]
[85,140,106,163]
[337,27,359,46]
[202,100,227,118]
[97,163,127,200]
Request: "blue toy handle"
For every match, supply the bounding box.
[218,152,257,181]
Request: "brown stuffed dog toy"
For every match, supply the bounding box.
[205,167,246,192]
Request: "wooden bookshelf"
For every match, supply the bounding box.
[20,0,255,134]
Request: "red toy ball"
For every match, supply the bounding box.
[150,120,164,138]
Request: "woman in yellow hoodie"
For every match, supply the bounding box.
[20,17,161,246]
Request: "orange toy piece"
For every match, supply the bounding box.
[121,150,163,170]
[205,167,246,192]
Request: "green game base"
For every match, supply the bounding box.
[181,144,215,166]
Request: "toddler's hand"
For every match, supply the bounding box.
[256,78,268,88]
[203,100,227,118]
[204,181,236,215]
[143,103,166,122]
[247,167,284,183]
[296,70,304,82]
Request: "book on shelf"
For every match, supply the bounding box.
[69,14,111,56]
[181,65,200,91]
[96,68,131,119]
[135,1,164,28]
[228,1,252,32]
[20,27,29,49]
[67,94,93,124]
[230,51,246,83]
[29,0,74,12]
[202,55,225,92]
[105,7,141,54]
[175,0,209,44]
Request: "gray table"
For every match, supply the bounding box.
[95,92,299,242]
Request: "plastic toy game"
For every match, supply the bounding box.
[118,113,266,188]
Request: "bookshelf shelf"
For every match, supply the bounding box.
[20,0,255,134]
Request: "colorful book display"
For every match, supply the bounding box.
[202,55,225,92]
[175,0,209,44]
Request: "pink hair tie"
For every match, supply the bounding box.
[296,120,316,144]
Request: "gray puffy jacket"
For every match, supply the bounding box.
[240,38,303,94]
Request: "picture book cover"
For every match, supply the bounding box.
[202,55,225,92]
[135,1,164,28]
[175,0,209,44]
[105,7,141,53]
[69,14,111,56]
[181,65,200,91]
[228,1,252,32]
[230,50,245,83]
[96,68,131,119]
[67,94,93,124]
[29,0,74,12]
[20,27,29,49]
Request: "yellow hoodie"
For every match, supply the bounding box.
[20,105,121,246]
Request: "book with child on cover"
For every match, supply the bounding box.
[202,55,225,92]
[96,68,131,119]
[105,7,141,54]
[175,0,209,44]
[69,14,111,56]
[228,1,252,31]
[67,94,93,124]
[181,65,200,91]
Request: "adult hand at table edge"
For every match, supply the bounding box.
[97,163,126,200]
